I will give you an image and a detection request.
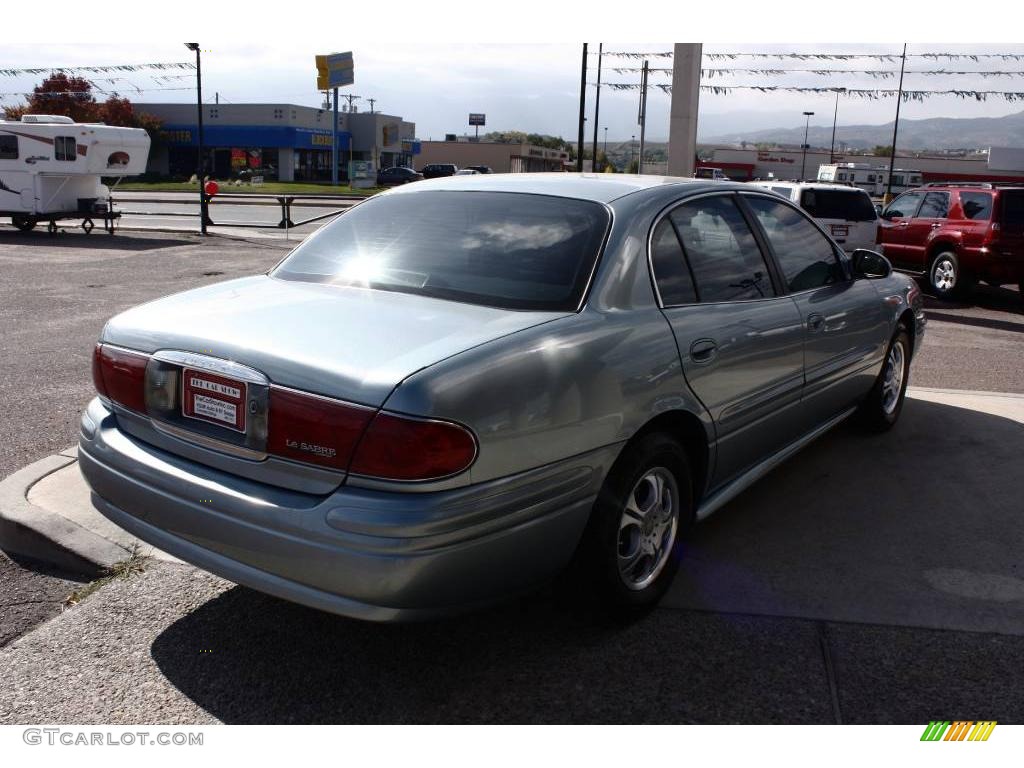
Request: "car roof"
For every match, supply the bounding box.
[749,180,869,193]
[386,172,735,203]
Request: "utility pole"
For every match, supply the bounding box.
[830,88,845,162]
[577,43,587,172]
[637,60,649,174]
[885,43,908,204]
[591,43,603,173]
[368,98,376,114]
[800,111,814,180]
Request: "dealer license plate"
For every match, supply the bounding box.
[182,368,246,432]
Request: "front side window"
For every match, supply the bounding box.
[0,134,17,159]
[959,191,993,221]
[272,191,609,312]
[884,191,924,219]
[668,195,774,302]
[746,196,845,293]
[650,218,697,305]
[54,136,76,161]
[917,191,950,219]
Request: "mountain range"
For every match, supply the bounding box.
[698,109,1024,151]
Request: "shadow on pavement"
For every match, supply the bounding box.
[922,282,1022,315]
[0,230,195,251]
[924,310,1024,335]
[149,398,1023,724]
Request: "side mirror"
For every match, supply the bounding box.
[874,203,883,216]
[852,249,892,279]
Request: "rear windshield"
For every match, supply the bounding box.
[1001,190,1024,231]
[799,188,877,222]
[272,191,609,311]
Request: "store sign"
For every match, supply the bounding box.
[316,51,354,90]
[757,151,795,164]
[161,129,193,144]
[469,113,486,126]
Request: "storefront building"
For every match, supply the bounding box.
[142,103,418,182]
[416,140,569,173]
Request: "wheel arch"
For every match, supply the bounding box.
[626,409,711,509]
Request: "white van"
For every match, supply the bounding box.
[748,181,879,253]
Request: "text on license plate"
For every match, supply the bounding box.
[182,368,246,431]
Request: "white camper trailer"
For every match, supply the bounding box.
[0,115,150,232]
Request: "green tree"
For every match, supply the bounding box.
[872,145,894,157]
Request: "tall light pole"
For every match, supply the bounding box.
[576,43,587,172]
[185,43,207,235]
[604,126,608,157]
[800,110,814,181]
[885,43,908,203]
[591,43,603,173]
[631,134,636,172]
[830,89,846,163]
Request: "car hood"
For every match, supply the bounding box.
[102,275,568,406]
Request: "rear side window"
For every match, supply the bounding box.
[0,134,17,159]
[884,191,924,219]
[771,186,792,198]
[746,196,845,292]
[668,195,774,302]
[1001,191,1024,231]
[917,192,950,219]
[960,192,993,221]
[272,190,609,312]
[54,136,76,161]
[800,188,877,222]
[650,218,697,305]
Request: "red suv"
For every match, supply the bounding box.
[878,182,1024,301]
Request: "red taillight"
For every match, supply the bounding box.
[267,386,374,470]
[349,411,477,481]
[93,343,148,413]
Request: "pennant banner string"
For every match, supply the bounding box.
[601,51,1024,62]
[602,82,1024,102]
[0,61,196,77]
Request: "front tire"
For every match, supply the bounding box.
[928,251,968,300]
[574,433,692,617]
[857,326,911,432]
[11,215,36,232]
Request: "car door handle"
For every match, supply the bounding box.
[930,222,941,228]
[689,339,718,363]
[897,221,910,227]
[807,313,826,333]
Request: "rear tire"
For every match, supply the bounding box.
[857,326,911,432]
[11,215,36,232]
[571,433,692,619]
[927,250,970,300]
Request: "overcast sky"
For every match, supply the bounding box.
[3,42,1024,141]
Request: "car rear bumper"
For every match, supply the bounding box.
[79,398,614,621]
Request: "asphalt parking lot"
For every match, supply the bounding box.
[0,227,1022,723]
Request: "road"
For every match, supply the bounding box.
[0,228,1022,722]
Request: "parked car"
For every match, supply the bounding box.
[454,169,479,175]
[79,175,924,622]
[420,163,458,179]
[749,181,879,254]
[695,167,727,180]
[465,165,493,174]
[376,166,423,186]
[878,182,1024,300]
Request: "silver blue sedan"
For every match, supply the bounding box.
[80,174,925,620]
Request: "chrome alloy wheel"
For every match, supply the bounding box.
[932,256,957,293]
[881,339,906,415]
[617,467,679,591]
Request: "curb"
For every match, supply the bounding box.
[0,448,124,576]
